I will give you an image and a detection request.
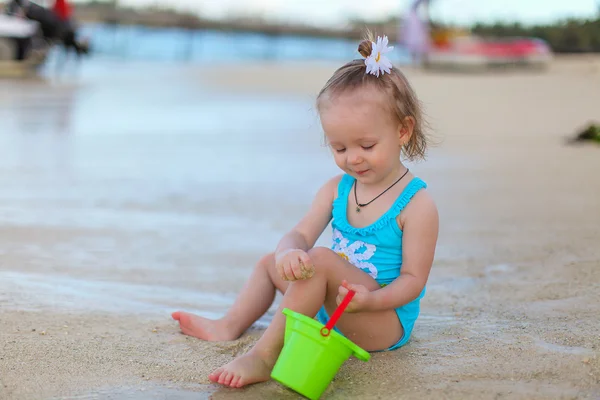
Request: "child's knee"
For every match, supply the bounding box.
[307,247,337,269]
[257,253,275,270]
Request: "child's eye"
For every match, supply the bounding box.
[334,148,346,153]
[361,144,375,150]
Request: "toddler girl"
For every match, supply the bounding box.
[172,34,439,389]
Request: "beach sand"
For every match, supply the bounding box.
[1,56,599,399]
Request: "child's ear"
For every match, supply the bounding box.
[398,116,415,146]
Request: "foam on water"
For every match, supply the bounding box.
[0,270,232,316]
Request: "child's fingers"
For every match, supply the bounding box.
[291,259,305,280]
[299,253,315,275]
[342,280,359,291]
[299,253,313,267]
[342,280,364,293]
[289,261,301,281]
[283,262,296,281]
[276,264,286,280]
[277,262,286,280]
[292,254,314,280]
[337,285,348,304]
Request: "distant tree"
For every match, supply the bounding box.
[471,16,600,53]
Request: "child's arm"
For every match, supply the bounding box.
[365,190,439,311]
[276,175,340,252]
[274,175,341,279]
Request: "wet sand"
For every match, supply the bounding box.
[1,56,600,399]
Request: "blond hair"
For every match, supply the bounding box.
[317,34,429,161]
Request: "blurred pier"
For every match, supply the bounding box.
[73,2,401,42]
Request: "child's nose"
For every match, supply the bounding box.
[347,150,362,165]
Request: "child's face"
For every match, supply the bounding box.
[320,88,407,185]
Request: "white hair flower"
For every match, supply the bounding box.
[364,35,394,77]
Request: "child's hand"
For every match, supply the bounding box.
[336,280,372,313]
[275,249,315,281]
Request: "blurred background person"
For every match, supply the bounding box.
[401,0,431,66]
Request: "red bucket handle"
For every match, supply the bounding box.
[320,290,355,337]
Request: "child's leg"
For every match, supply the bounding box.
[172,253,289,341]
[209,247,403,388]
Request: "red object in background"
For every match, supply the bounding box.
[466,39,550,58]
[433,37,551,59]
[53,0,73,21]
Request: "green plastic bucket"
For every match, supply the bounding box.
[271,308,370,400]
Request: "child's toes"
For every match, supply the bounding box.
[223,371,234,386]
[230,375,241,388]
[227,374,238,387]
[208,368,224,383]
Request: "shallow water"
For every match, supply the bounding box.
[76,23,411,64]
[0,58,343,317]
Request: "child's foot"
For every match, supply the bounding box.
[208,349,275,388]
[171,311,239,341]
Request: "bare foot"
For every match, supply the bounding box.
[208,350,275,388]
[171,311,239,341]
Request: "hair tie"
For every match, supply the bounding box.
[364,35,394,77]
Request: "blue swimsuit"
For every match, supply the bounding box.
[316,174,428,350]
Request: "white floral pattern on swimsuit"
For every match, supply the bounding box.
[331,228,378,279]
